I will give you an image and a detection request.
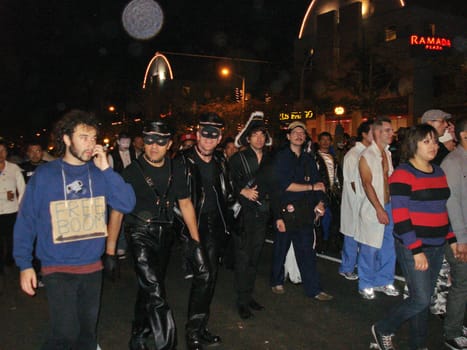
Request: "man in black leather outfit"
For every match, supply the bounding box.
[105,119,210,350]
[229,111,274,319]
[176,112,233,349]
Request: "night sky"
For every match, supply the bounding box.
[1,0,464,135]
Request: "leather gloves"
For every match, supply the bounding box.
[103,253,118,281]
[186,239,209,276]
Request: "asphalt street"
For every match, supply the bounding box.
[1,238,448,350]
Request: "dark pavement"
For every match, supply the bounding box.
[1,238,447,350]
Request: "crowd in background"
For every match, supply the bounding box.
[1,108,466,350]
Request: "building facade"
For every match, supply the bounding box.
[294,0,466,136]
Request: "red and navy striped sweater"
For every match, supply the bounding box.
[389,162,456,255]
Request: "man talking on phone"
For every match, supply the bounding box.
[13,109,136,350]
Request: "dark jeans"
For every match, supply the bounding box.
[234,209,268,305]
[41,271,102,350]
[0,212,17,270]
[444,243,467,339]
[376,241,445,350]
[271,223,322,297]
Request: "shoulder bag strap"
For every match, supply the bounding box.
[134,157,173,202]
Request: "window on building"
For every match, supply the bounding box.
[385,25,397,42]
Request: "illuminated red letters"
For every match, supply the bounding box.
[410,35,451,51]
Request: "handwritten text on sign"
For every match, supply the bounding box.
[50,196,107,244]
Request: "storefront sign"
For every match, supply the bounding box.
[410,35,451,51]
[279,110,314,121]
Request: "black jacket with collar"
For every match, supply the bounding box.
[175,147,234,234]
[229,146,273,210]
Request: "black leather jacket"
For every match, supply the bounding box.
[229,146,273,210]
[176,147,234,235]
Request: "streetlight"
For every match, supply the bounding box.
[334,105,345,143]
[334,106,345,117]
[220,67,246,116]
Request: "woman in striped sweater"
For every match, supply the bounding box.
[371,124,457,350]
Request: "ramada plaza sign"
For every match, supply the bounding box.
[410,35,451,51]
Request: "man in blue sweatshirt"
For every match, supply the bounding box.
[13,109,136,350]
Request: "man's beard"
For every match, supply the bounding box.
[69,143,91,163]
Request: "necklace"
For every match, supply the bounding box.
[143,154,165,166]
[195,146,213,157]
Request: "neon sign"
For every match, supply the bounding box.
[279,110,313,121]
[410,35,451,51]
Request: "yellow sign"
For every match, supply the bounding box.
[279,110,313,121]
[50,196,107,244]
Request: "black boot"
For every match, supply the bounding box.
[186,333,203,350]
[128,336,148,350]
[128,323,150,350]
[199,328,222,345]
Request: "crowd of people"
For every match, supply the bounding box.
[2,107,465,350]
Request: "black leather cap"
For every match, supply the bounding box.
[199,112,225,129]
[143,119,172,137]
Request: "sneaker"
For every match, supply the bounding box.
[359,287,376,300]
[371,324,395,350]
[339,271,359,280]
[271,285,285,294]
[374,284,400,296]
[463,326,467,338]
[314,291,333,301]
[445,337,467,350]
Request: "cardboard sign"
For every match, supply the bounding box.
[50,196,107,244]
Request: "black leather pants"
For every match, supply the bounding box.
[129,223,176,350]
[184,237,211,338]
[185,211,224,337]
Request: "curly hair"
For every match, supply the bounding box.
[53,110,99,156]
